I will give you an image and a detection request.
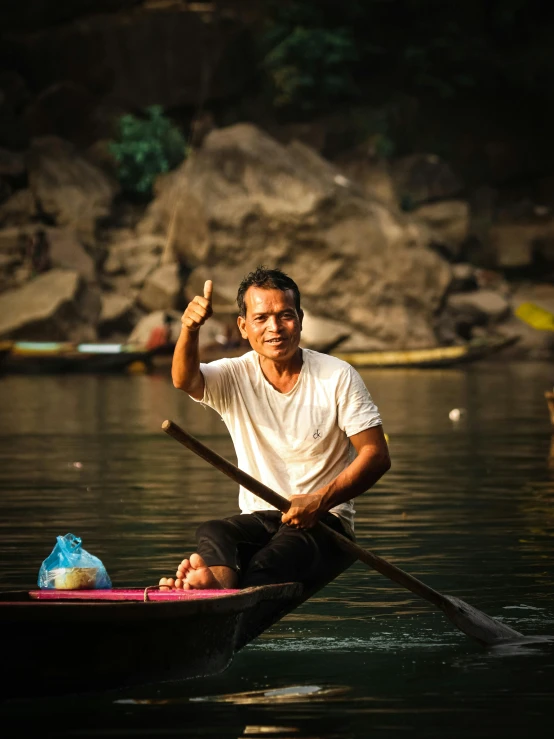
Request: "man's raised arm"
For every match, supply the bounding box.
[172,279,213,400]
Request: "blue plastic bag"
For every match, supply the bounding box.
[38,533,112,589]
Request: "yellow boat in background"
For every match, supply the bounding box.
[332,336,518,369]
[515,302,554,332]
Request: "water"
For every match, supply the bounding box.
[0,361,553,737]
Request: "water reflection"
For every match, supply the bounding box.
[0,361,553,737]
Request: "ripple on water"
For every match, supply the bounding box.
[250,634,460,652]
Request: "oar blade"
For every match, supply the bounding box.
[442,595,524,646]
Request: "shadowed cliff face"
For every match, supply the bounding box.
[0,1,141,32]
[0,5,256,137]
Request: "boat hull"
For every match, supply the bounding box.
[0,342,156,374]
[332,336,518,369]
[0,584,302,698]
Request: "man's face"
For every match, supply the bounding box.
[237,287,303,362]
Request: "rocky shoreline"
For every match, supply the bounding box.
[0,121,553,360]
[1,2,553,360]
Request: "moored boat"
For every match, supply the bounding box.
[331,336,518,369]
[0,341,157,374]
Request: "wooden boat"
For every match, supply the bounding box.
[0,551,352,698]
[0,341,157,374]
[332,335,519,369]
[0,584,301,698]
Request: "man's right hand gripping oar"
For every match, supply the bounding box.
[171,280,213,400]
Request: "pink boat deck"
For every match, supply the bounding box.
[29,588,240,601]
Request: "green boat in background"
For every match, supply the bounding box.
[0,341,158,374]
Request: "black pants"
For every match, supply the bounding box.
[195,510,356,589]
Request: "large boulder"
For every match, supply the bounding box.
[26,136,119,232]
[46,227,96,282]
[412,200,470,260]
[137,263,181,312]
[488,220,554,268]
[332,149,398,208]
[139,124,452,349]
[0,268,100,340]
[98,292,136,339]
[390,154,464,208]
[0,189,38,227]
[127,309,183,346]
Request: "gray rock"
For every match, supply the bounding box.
[0,268,99,340]
[391,153,464,207]
[98,293,136,339]
[137,263,180,312]
[129,257,160,288]
[412,200,470,259]
[46,228,96,282]
[184,264,241,311]
[128,309,182,346]
[106,234,165,274]
[0,225,37,252]
[26,136,119,231]
[489,223,538,267]
[447,289,510,322]
[100,293,134,324]
[0,189,37,227]
[332,150,397,207]
[450,263,478,292]
[300,310,350,352]
[139,123,451,349]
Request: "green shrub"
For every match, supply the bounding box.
[263,26,358,111]
[260,1,359,112]
[109,105,188,197]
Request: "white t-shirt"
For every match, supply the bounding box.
[195,348,382,529]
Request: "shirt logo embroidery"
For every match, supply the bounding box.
[313,429,321,439]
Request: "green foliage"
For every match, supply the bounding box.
[261,3,360,112]
[259,0,554,116]
[264,27,358,110]
[109,106,188,197]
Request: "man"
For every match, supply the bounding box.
[159,267,390,591]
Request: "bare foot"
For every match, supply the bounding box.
[159,553,223,590]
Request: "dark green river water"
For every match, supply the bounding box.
[0,360,553,738]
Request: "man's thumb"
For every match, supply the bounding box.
[203,280,213,302]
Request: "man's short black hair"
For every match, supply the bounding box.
[236,266,301,318]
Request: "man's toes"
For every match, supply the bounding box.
[189,552,208,569]
[176,559,190,578]
[159,576,174,590]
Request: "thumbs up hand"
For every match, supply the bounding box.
[181,280,214,332]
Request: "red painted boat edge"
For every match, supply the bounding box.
[29,588,240,601]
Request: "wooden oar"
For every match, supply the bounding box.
[162,419,524,646]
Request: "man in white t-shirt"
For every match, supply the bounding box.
[159,267,391,591]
